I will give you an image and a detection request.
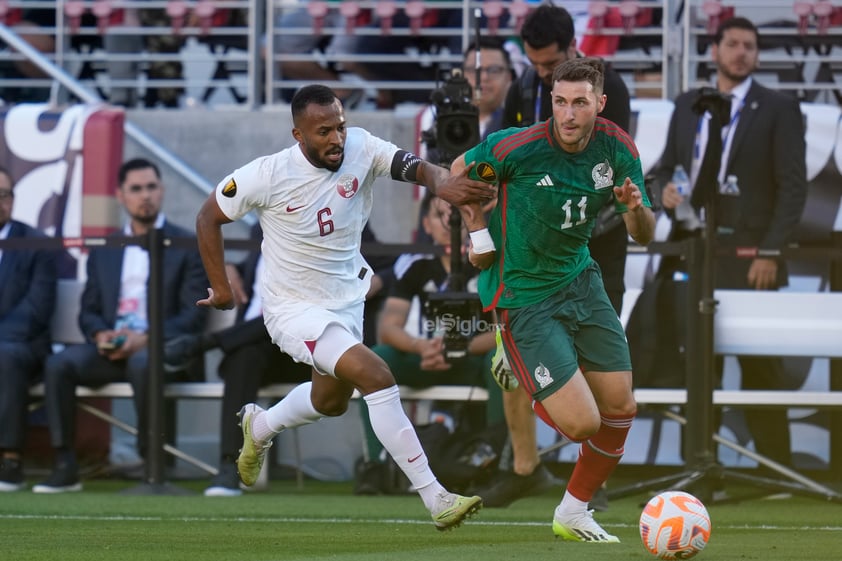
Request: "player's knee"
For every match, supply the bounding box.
[603,398,637,419]
[312,393,349,417]
[353,360,396,395]
[565,416,602,442]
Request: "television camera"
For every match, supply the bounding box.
[421,68,489,364]
[421,68,480,167]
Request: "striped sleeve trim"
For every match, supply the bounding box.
[594,117,639,158]
[492,122,547,161]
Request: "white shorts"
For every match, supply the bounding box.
[263,299,364,377]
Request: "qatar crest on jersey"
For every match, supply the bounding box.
[592,160,613,190]
[336,174,359,199]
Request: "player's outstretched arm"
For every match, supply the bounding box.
[195,194,236,309]
[615,177,655,246]
[416,159,496,207]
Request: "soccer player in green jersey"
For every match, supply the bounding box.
[451,57,655,543]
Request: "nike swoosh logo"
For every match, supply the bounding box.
[286,205,304,212]
[408,453,423,463]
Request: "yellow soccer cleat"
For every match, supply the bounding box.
[236,403,272,486]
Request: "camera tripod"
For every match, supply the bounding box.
[607,90,842,505]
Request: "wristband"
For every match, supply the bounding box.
[469,228,495,254]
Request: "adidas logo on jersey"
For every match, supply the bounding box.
[536,174,553,187]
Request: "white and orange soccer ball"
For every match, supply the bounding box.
[639,490,712,559]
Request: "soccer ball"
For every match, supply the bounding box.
[639,490,711,559]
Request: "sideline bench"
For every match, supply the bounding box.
[37,279,493,478]
[27,381,490,478]
[36,281,842,480]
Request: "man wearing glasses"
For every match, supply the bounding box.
[420,36,515,168]
[33,158,208,493]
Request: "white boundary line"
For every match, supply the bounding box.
[1,513,840,531]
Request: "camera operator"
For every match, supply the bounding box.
[410,37,514,254]
[419,37,515,164]
[355,192,504,495]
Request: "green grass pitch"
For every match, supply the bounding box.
[1,479,840,561]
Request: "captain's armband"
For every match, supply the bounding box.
[390,150,423,183]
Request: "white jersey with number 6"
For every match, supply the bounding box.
[215,127,400,309]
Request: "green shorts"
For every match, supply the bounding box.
[498,262,632,402]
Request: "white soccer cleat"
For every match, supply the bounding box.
[552,507,620,543]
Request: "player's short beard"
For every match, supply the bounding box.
[323,157,343,172]
[308,145,343,172]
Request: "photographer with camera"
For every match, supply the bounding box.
[355,192,504,495]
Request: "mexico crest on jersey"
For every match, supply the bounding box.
[592,160,613,190]
[336,174,359,198]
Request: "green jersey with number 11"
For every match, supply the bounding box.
[464,117,650,311]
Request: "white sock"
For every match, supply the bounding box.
[262,382,324,436]
[364,386,444,508]
[556,490,589,518]
[251,411,275,444]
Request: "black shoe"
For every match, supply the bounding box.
[589,486,610,512]
[354,461,385,496]
[164,334,204,372]
[32,463,82,494]
[475,464,563,508]
[0,458,25,492]
[204,463,243,497]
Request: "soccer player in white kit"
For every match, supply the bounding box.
[195,85,495,530]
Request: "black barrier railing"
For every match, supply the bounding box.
[623,234,842,503]
[2,231,842,494]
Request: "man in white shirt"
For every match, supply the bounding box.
[195,85,495,531]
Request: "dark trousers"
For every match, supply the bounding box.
[43,344,185,456]
[716,355,792,467]
[216,320,311,460]
[0,342,43,450]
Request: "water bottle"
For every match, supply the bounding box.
[720,174,740,196]
[672,164,690,197]
[718,174,740,233]
[671,164,700,229]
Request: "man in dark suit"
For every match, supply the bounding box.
[655,17,807,468]
[33,158,208,493]
[478,3,633,508]
[0,167,57,491]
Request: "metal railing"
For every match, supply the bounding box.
[683,0,842,103]
[0,1,838,108]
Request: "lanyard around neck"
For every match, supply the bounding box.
[693,97,745,184]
